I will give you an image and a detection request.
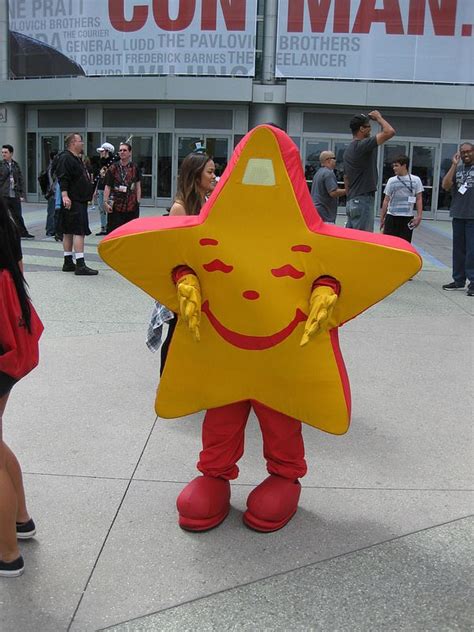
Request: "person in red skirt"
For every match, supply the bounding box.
[0,198,43,577]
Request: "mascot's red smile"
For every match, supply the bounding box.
[201,300,307,350]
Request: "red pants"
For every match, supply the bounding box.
[197,400,307,481]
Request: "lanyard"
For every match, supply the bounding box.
[119,163,130,186]
[461,166,473,186]
[396,174,414,194]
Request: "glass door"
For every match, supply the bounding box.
[437,143,458,213]
[205,136,229,178]
[131,135,153,200]
[303,139,329,190]
[40,134,60,172]
[410,144,437,219]
[333,140,350,209]
[175,135,230,198]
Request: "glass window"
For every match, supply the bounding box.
[40,135,60,172]
[87,132,102,179]
[205,137,228,177]
[233,134,244,148]
[411,145,436,212]
[438,143,458,210]
[303,113,349,133]
[304,140,329,188]
[388,116,441,138]
[178,136,202,166]
[132,136,153,198]
[103,109,156,128]
[38,109,85,127]
[27,132,37,193]
[157,133,172,198]
[382,144,408,187]
[334,141,350,208]
[175,109,233,129]
[461,119,474,139]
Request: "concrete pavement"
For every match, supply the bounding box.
[2,202,472,631]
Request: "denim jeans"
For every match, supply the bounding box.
[346,194,375,232]
[452,218,474,285]
[45,195,56,234]
[97,190,107,231]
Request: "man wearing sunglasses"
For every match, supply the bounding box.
[311,151,346,224]
[343,111,395,232]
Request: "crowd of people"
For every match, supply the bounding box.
[0,121,472,575]
[309,113,473,296]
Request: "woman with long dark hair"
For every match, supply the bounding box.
[170,151,216,217]
[0,197,43,577]
[147,151,216,371]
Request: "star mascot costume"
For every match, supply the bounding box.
[99,126,421,532]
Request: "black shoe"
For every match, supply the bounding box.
[16,518,36,540]
[442,281,465,290]
[62,256,76,272]
[74,261,98,276]
[54,234,63,242]
[0,556,24,578]
[21,233,35,240]
[95,230,107,236]
[467,283,474,297]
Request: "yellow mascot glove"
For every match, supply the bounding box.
[176,274,201,341]
[300,285,338,346]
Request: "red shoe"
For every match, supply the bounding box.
[243,475,301,532]
[176,476,231,531]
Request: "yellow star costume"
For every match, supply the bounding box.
[99,126,421,435]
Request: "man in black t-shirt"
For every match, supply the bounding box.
[343,111,395,232]
[55,133,98,276]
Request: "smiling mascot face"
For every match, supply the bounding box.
[190,229,316,351]
[98,126,421,434]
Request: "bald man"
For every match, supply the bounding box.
[310,150,346,223]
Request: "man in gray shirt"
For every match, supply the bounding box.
[311,151,346,223]
[343,111,395,231]
[441,142,474,296]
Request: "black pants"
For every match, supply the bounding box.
[3,196,29,237]
[383,214,414,243]
[107,209,139,234]
[160,315,177,376]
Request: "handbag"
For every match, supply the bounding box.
[0,269,44,380]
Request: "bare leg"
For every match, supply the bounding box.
[4,444,29,523]
[0,393,21,562]
[73,234,85,253]
[63,233,73,251]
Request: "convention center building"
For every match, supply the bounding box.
[0,0,472,218]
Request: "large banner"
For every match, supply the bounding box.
[276,0,473,84]
[8,0,257,78]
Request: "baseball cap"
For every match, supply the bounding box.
[96,142,115,153]
[349,114,370,132]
